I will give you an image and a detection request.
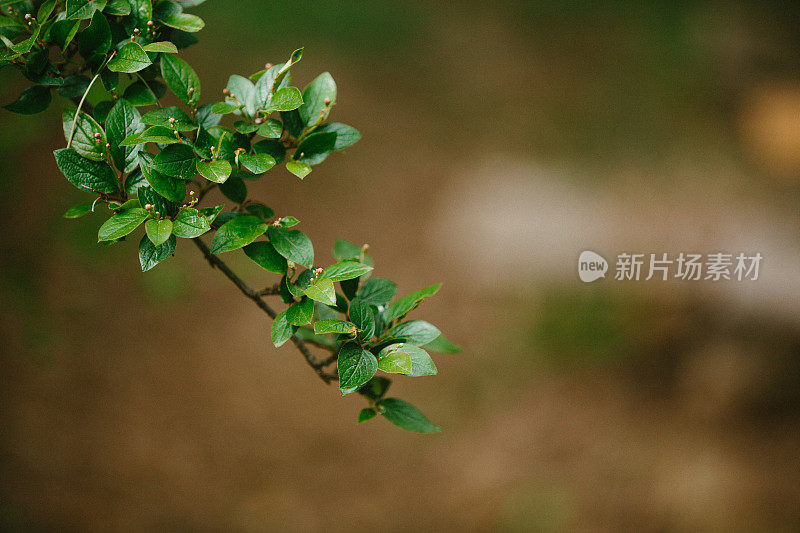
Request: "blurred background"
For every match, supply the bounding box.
[3,0,800,530]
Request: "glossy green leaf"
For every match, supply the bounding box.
[4,86,51,115]
[313,122,361,151]
[299,72,336,127]
[225,75,255,117]
[279,216,299,227]
[161,12,204,32]
[62,108,106,161]
[383,320,441,346]
[333,239,364,261]
[422,334,462,354]
[122,82,159,106]
[145,218,173,246]
[54,148,118,195]
[257,119,282,138]
[218,175,247,203]
[382,283,442,324]
[377,348,412,374]
[358,376,392,401]
[160,53,200,106]
[321,261,373,282]
[152,144,197,180]
[209,215,267,254]
[271,310,297,348]
[120,126,180,146]
[196,159,232,183]
[107,42,152,73]
[239,153,275,174]
[245,203,275,220]
[65,0,107,19]
[379,343,437,376]
[286,298,314,326]
[141,106,196,131]
[377,398,440,433]
[172,207,211,238]
[211,102,240,115]
[242,241,286,273]
[348,298,375,341]
[313,319,356,335]
[357,278,397,306]
[104,0,131,15]
[139,234,176,271]
[285,160,311,180]
[139,153,186,203]
[142,41,178,53]
[304,278,336,306]
[48,19,81,51]
[63,202,94,219]
[266,87,303,113]
[106,98,144,173]
[338,343,378,395]
[267,225,313,267]
[98,208,149,241]
[295,131,337,165]
[78,9,111,57]
[357,408,377,424]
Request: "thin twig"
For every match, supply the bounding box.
[192,237,335,383]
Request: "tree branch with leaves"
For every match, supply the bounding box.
[1,0,460,433]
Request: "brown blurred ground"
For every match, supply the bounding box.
[3,1,800,531]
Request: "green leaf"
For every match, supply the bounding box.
[257,119,282,138]
[53,148,119,195]
[218,175,247,203]
[211,102,240,115]
[139,234,176,271]
[295,131,337,165]
[245,203,275,220]
[106,98,144,173]
[377,348,412,375]
[104,0,131,15]
[271,310,297,348]
[37,0,59,21]
[239,153,275,174]
[269,48,303,95]
[357,278,397,306]
[304,278,336,306]
[286,298,314,326]
[233,121,259,134]
[299,72,336,127]
[98,208,149,241]
[348,298,375,341]
[267,225,313,267]
[65,0,107,19]
[4,86,51,115]
[196,159,232,183]
[48,19,81,51]
[63,202,94,219]
[376,398,441,433]
[422,334,462,354]
[161,12,204,32]
[321,261,373,282]
[285,161,311,180]
[357,408,377,424]
[152,143,197,180]
[160,53,200,106]
[279,216,299,227]
[138,184,179,217]
[122,81,159,106]
[225,74,255,117]
[253,139,286,164]
[142,41,178,53]
[312,122,361,151]
[382,283,442,324]
[333,239,364,261]
[383,320,441,346]
[145,218,173,246]
[242,241,287,273]
[139,153,186,202]
[358,376,392,401]
[62,108,106,161]
[107,42,152,73]
[379,343,437,376]
[141,106,196,131]
[338,343,378,395]
[78,9,112,57]
[120,126,180,145]
[266,87,303,113]
[209,215,267,254]
[195,104,221,129]
[314,319,356,335]
[172,207,211,238]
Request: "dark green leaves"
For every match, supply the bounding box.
[266,87,303,113]
[239,153,275,174]
[139,153,186,202]
[299,72,336,127]
[172,208,211,238]
[78,10,111,58]
[63,108,105,161]
[295,132,337,165]
[423,334,462,354]
[383,320,441,346]
[286,298,314,326]
[107,42,152,73]
[348,298,375,341]
[321,261,373,282]
[304,278,336,306]
[314,122,361,151]
[141,106,196,131]
[65,0,107,19]
[358,408,377,424]
[357,278,397,306]
[54,148,118,195]
[63,203,94,219]
[382,283,442,324]
[209,216,267,254]
[4,86,51,114]
[145,218,173,246]
[106,98,143,173]
[285,161,311,180]
[377,347,412,374]
[268,225,313,267]
[338,343,378,395]
[379,343,437,376]
[196,159,231,183]
[225,75,255,117]
[160,53,200,106]
[121,126,180,145]
[314,320,356,335]
[98,208,149,241]
[152,144,197,179]
[243,241,287,273]
[376,398,440,433]
[142,41,178,53]
[271,310,297,348]
[139,234,176,271]
[161,13,205,32]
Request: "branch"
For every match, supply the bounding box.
[192,237,337,384]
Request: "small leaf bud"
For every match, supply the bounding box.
[323,97,331,105]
